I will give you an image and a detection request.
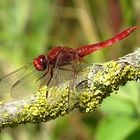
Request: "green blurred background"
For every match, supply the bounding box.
[0,0,140,140]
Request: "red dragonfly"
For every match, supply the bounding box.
[0,26,137,98]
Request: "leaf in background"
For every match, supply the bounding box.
[96,115,139,140]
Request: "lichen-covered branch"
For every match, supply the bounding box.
[0,48,140,129]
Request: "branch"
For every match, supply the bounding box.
[0,48,140,129]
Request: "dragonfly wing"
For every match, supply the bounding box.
[0,62,48,99]
[46,50,69,87]
[0,63,33,98]
[10,69,47,98]
[48,50,82,87]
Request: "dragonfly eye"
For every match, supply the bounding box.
[33,55,47,71]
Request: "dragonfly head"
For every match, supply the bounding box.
[33,55,48,71]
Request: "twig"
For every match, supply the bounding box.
[0,48,140,129]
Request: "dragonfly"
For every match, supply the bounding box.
[0,26,137,98]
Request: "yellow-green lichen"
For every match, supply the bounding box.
[15,85,70,124]
[78,91,102,113]
[2,112,9,119]
[89,61,139,93]
[77,61,140,113]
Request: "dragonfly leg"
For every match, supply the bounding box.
[46,68,53,86]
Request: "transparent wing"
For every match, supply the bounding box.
[48,50,86,88]
[10,68,47,98]
[46,50,75,87]
[0,62,46,99]
[0,63,32,95]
